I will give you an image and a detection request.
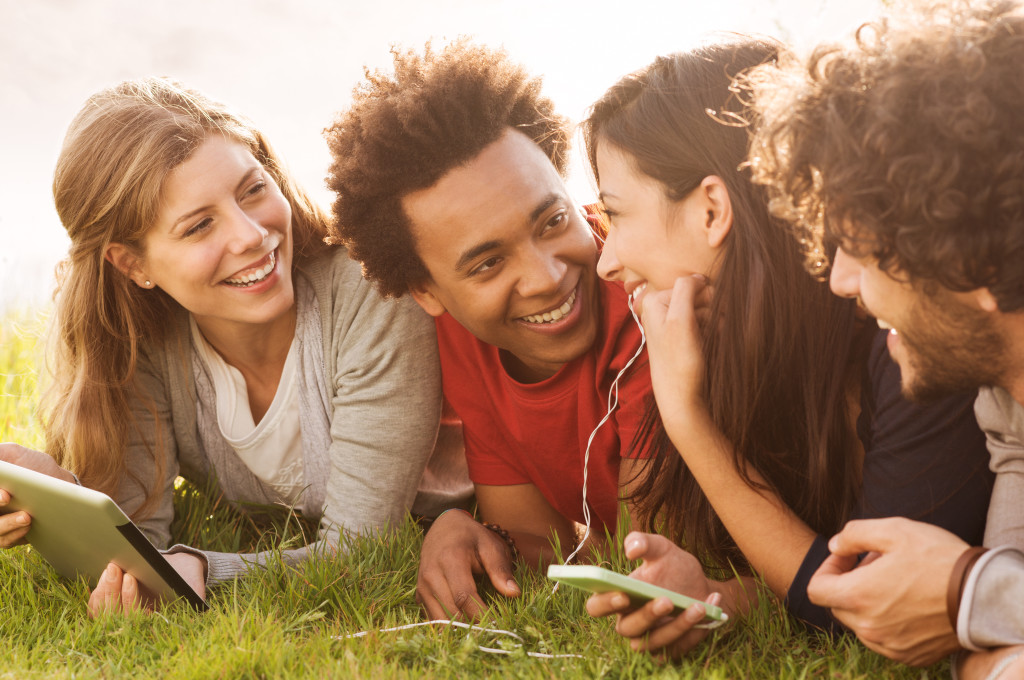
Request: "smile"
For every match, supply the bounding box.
[224,250,276,287]
[521,289,577,324]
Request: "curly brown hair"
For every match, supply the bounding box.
[325,39,571,298]
[747,0,1024,312]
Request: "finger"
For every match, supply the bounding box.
[806,553,863,609]
[663,275,704,325]
[0,512,31,547]
[827,518,902,556]
[625,532,676,565]
[632,601,710,653]
[622,531,651,561]
[477,540,520,598]
[615,596,675,638]
[586,591,632,618]
[121,573,141,614]
[88,564,123,618]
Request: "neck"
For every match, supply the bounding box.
[499,350,564,384]
[194,306,297,378]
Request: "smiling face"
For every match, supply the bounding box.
[114,134,295,339]
[830,244,1006,400]
[594,141,727,299]
[403,128,600,383]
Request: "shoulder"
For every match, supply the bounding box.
[975,386,1024,438]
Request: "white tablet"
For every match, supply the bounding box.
[0,460,207,611]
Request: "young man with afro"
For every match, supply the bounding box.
[325,39,652,620]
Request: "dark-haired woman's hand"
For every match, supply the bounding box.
[0,443,77,548]
[638,275,714,427]
[585,532,734,661]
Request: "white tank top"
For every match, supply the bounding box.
[190,317,306,505]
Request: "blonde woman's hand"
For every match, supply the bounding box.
[637,275,713,425]
[585,532,728,661]
[87,553,207,618]
[0,443,77,548]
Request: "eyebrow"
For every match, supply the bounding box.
[171,166,262,231]
[453,192,564,272]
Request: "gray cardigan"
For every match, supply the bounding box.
[957,387,1024,650]
[114,248,441,586]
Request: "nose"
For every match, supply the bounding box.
[829,247,861,299]
[596,230,622,282]
[226,206,268,254]
[516,244,566,298]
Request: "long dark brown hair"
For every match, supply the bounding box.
[583,38,868,571]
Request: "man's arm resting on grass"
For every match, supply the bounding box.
[807,517,966,666]
[415,506,520,620]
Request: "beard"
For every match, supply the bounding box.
[897,289,1006,402]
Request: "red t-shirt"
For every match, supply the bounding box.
[435,278,651,532]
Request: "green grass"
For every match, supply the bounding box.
[0,311,949,678]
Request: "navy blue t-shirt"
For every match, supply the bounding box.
[785,327,994,631]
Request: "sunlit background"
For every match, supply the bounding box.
[0,0,882,314]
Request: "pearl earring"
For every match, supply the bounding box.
[144,280,152,287]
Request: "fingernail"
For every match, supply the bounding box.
[625,536,641,554]
[828,536,839,552]
[652,598,672,616]
[105,565,118,582]
[507,579,520,595]
[612,593,630,609]
[691,273,707,281]
[686,603,706,622]
[708,592,722,606]
[0,490,8,504]
[15,513,29,525]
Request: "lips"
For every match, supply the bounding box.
[224,250,276,287]
[520,288,577,324]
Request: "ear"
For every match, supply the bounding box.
[104,242,150,288]
[409,282,447,317]
[699,175,733,250]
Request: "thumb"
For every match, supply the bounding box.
[478,543,520,597]
[827,518,900,557]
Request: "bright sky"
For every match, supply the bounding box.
[0,0,881,313]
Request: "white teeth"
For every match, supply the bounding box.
[522,289,576,324]
[225,251,276,287]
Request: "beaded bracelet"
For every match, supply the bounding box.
[946,546,988,629]
[481,521,520,562]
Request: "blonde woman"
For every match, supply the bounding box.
[0,78,440,616]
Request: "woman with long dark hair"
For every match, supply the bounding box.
[582,38,993,658]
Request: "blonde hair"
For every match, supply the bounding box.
[44,77,330,507]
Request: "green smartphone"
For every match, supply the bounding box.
[546,564,727,621]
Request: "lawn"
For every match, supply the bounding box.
[0,311,947,679]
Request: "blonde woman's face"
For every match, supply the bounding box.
[138,135,294,336]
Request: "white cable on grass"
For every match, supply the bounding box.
[337,619,585,659]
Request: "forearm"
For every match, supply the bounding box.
[663,406,815,597]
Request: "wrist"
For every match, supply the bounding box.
[947,546,988,629]
[481,521,520,562]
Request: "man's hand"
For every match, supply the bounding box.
[416,509,520,620]
[0,443,77,548]
[807,517,968,666]
[87,552,207,618]
[585,532,725,661]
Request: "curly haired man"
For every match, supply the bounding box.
[749,1,1024,676]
